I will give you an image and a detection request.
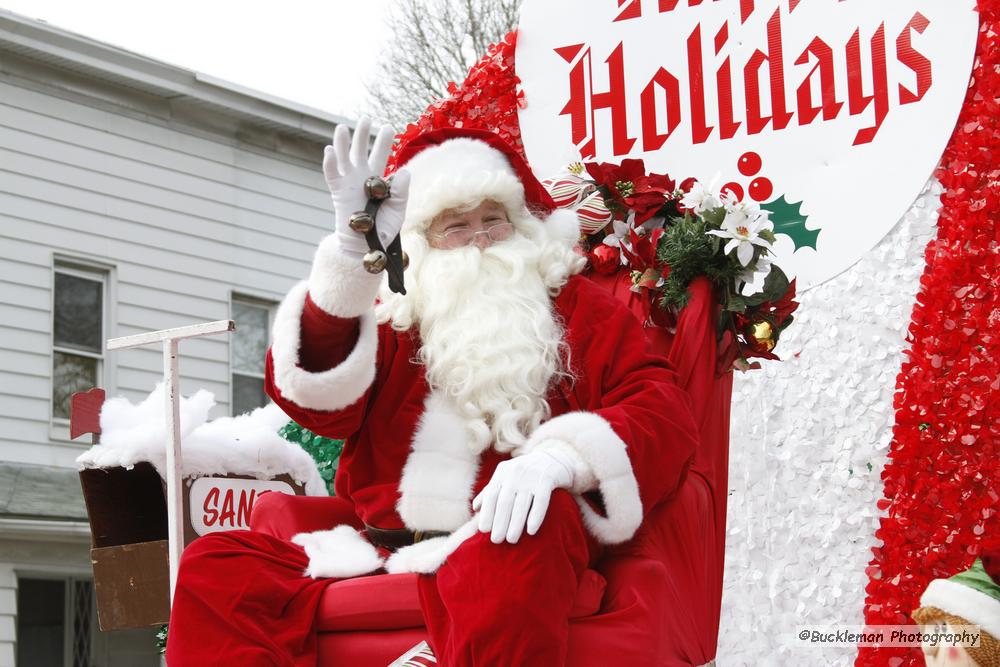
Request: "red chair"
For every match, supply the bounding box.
[251,274,733,666]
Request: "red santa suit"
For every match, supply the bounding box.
[166,128,700,667]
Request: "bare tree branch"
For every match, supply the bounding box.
[364,0,520,130]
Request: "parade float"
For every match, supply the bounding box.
[71,1,998,665]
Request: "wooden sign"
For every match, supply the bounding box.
[189,477,296,537]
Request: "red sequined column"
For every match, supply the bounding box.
[857,3,1000,665]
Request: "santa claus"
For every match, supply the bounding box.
[166,119,700,666]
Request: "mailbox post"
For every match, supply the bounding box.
[106,320,235,601]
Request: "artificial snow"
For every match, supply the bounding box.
[76,383,328,496]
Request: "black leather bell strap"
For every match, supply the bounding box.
[361,181,407,296]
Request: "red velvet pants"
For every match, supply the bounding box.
[165,490,600,667]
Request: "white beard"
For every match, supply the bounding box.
[375,213,584,452]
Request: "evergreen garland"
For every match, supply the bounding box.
[278,420,343,496]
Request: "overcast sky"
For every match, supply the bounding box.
[0,0,393,121]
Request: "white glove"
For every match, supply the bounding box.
[472,449,577,544]
[322,116,411,257]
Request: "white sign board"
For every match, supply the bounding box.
[189,477,295,536]
[516,0,977,288]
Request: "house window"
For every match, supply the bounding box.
[231,296,274,416]
[52,264,106,421]
[16,577,92,667]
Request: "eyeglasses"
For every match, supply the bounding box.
[427,222,514,249]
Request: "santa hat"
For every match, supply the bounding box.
[391,128,560,232]
[913,558,1000,665]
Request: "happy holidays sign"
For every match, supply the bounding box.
[516,0,978,288]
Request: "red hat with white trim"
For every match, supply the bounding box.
[390,128,560,233]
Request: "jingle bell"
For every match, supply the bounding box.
[363,250,388,274]
[401,251,410,270]
[349,212,374,233]
[364,176,391,200]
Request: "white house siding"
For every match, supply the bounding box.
[0,565,15,667]
[0,11,346,665]
[0,57,335,467]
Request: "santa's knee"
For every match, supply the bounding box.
[464,489,587,560]
[529,489,587,544]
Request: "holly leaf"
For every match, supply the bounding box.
[726,294,748,313]
[746,265,791,306]
[761,196,820,251]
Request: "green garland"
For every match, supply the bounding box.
[656,212,729,310]
[278,420,344,496]
[655,209,778,313]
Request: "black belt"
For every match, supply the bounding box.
[364,524,450,552]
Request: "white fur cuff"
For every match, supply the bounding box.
[270,281,378,412]
[309,235,384,317]
[291,525,384,579]
[385,518,478,575]
[530,439,599,493]
[520,412,643,545]
[397,393,481,532]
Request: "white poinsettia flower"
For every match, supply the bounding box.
[722,191,771,223]
[737,250,773,293]
[601,219,630,249]
[601,219,633,265]
[680,173,723,214]
[721,189,741,213]
[708,206,774,267]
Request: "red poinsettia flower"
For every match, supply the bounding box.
[620,227,664,276]
[584,159,676,223]
[628,173,676,223]
[584,159,646,197]
[758,279,799,328]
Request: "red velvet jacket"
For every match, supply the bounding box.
[265,273,699,545]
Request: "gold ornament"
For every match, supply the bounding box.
[349,212,374,233]
[363,250,387,273]
[748,320,776,352]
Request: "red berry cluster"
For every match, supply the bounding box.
[722,151,774,203]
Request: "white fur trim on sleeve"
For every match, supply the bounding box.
[543,208,582,247]
[920,578,1000,639]
[270,280,378,412]
[384,518,478,575]
[308,234,384,317]
[291,525,384,579]
[518,411,643,545]
[530,439,599,493]
[397,393,481,532]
